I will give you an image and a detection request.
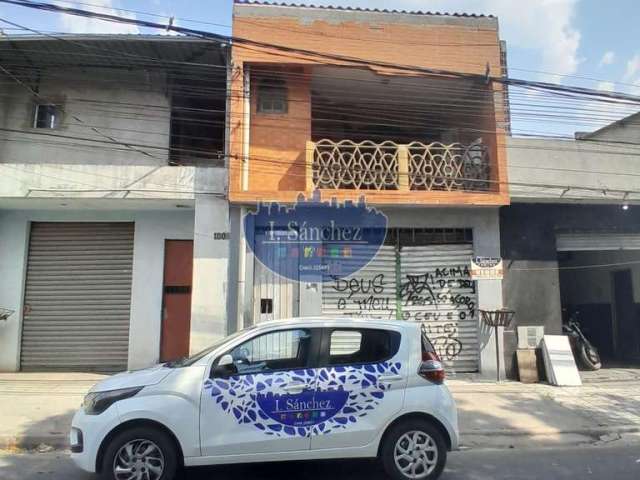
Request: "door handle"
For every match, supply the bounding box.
[379,374,403,383]
[282,382,306,393]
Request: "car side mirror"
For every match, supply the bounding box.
[211,354,237,378]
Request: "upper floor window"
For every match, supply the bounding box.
[33,104,61,129]
[256,78,288,114]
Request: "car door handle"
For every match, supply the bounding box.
[282,382,306,393]
[379,374,403,383]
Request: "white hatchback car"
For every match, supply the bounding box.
[70,318,458,480]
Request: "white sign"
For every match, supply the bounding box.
[470,256,503,280]
[541,335,582,386]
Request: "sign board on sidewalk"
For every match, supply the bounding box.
[541,335,582,386]
[470,256,503,280]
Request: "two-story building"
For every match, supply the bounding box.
[0,36,230,372]
[227,1,511,377]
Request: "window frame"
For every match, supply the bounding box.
[33,103,61,129]
[211,327,322,377]
[319,327,401,368]
[256,78,288,114]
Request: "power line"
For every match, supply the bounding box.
[5,0,640,106]
[39,0,640,94]
[1,5,640,198]
[0,59,162,161]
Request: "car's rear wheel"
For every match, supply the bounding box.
[100,426,178,480]
[381,419,447,480]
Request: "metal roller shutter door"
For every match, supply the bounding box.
[322,245,397,322]
[400,245,478,372]
[556,233,640,251]
[20,222,134,372]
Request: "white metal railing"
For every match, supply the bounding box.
[308,139,491,192]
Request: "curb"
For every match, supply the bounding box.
[3,426,639,453]
[460,425,640,449]
[461,425,640,438]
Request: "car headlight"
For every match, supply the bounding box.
[83,387,143,415]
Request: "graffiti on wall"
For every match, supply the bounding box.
[326,263,476,362]
[331,273,394,315]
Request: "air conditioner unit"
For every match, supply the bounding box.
[517,326,545,349]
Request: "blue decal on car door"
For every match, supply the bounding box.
[204,361,401,437]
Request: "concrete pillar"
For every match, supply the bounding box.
[473,211,505,380]
[0,212,29,372]
[190,194,230,354]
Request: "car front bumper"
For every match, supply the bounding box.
[70,404,121,473]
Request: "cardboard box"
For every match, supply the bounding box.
[516,349,539,383]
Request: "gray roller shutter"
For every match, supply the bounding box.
[322,245,398,320]
[400,245,478,372]
[556,233,640,251]
[320,243,478,371]
[21,222,134,372]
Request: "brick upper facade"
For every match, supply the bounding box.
[229,1,509,205]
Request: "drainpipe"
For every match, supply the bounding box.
[236,206,247,329]
[237,66,251,329]
[241,66,250,191]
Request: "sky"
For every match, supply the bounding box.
[1,0,639,135]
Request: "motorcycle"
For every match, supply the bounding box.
[562,311,601,371]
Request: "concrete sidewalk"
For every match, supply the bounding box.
[448,378,640,448]
[1,373,640,451]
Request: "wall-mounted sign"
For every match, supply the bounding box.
[470,256,503,280]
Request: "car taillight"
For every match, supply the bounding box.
[419,351,445,384]
[422,350,441,363]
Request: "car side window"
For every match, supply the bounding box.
[226,328,312,375]
[327,328,400,366]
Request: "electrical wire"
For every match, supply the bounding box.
[1,3,640,202]
[5,0,640,106]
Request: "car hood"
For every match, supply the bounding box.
[90,364,172,393]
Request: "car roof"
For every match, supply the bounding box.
[252,317,419,331]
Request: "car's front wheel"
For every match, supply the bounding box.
[381,419,447,480]
[101,426,178,480]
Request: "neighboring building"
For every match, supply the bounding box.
[502,111,640,377]
[227,1,511,377]
[0,36,230,372]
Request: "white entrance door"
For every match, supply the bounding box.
[252,229,299,322]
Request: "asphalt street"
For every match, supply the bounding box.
[3,442,640,480]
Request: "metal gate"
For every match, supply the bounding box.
[20,222,134,372]
[252,229,299,323]
[556,233,640,251]
[399,244,478,372]
[321,242,478,372]
[322,245,397,320]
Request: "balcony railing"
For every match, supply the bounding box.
[308,139,491,192]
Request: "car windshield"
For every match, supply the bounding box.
[164,326,257,368]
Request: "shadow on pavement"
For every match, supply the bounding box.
[183,458,385,480]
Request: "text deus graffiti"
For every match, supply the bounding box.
[332,273,395,318]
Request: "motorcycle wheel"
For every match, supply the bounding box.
[579,343,602,371]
